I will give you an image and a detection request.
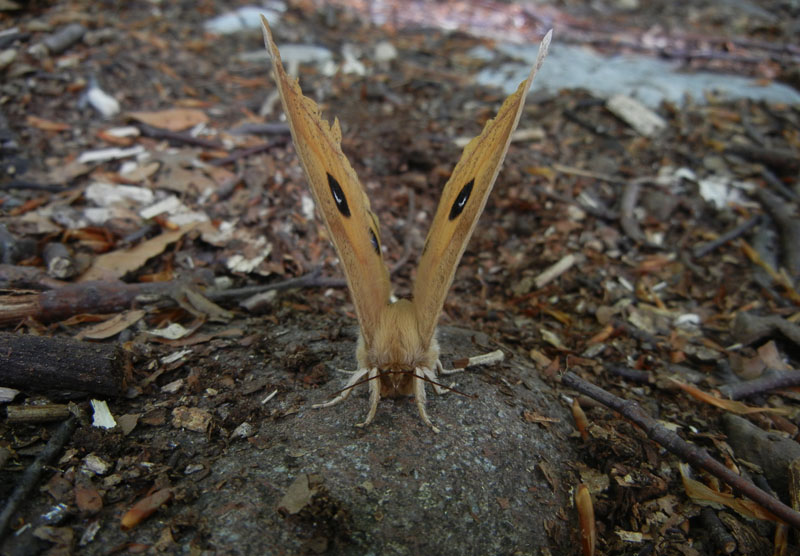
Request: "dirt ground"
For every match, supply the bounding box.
[1,0,799,554]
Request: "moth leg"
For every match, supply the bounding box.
[356,367,380,428]
[422,365,451,395]
[438,349,505,375]
[312,367,369,409]
[436,358,463,377]
[414,368,441,433]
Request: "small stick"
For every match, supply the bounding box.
[561,371,800,529]
[136,122,223,150]
[0,180,67,192]
[756,188,800,279]
[619,177,651,245]
[228,122,290,136]
[215,269,346,303]
[208,138,288,167]
[701,508,736,554]
[718,369,800,400]
[6,404,71,424]
[604,364,654,384]
[693,216,760,258]
[0,416,77,540]
[0,332,126,396]
[760,167,798,202]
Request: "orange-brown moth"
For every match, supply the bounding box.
[261,16,551,432]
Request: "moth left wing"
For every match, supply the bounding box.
[261,17,391,346]
[412,31,552,345]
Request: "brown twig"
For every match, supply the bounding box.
[0,416,77,541]
[700,508,736,554]
[0,332,126,396]
[6,404,72,424]
[693,216,760,258]
[210,268,346,302]
[0,264,66,290]
[718,369,800,401]
[561,371,800,529]
[726,144,799,173]
[755,188,800,280]
[619,177,653,246]
[208,138,289,167]
[228,122,291,136]
[604,364,654,384]
[760,167,798,202]
[136,122,224,150]
[0,180,67,192]
[0,280,176,326]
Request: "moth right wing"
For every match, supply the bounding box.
[412,31,552,345]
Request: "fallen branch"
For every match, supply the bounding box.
[693,216,760,258]
[701,508,736,554]
[208,138,288,167]
[135,122,223,150]
[719,369,800,400]
[756,188,800,280]
[0,416,77,541]
[619,177,655,246]
[212,268,346,304]
[726,144,799,173]
[6,404,71,424]
[604,363,654,384]
[0,280,175,326]
[0,264,67,290]
[561,371,800,529]
[0,332,126,396]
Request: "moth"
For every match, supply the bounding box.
[261,16,551,432]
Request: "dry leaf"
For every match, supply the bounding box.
[120,488,173,530]
[277,474,323,515]
[678,464,779,522]
[75,482,103,514]
[669,378,792,415]
[121,161,161,182]
[27,115,70,131]
[757,341,791,371]
[572,398,589,441]
[79,224,197,282]
[128,108,208,131]
[576,484,596,556]
[171,406,212,433]
[75,310,145,340]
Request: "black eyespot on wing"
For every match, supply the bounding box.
[449,178,475,220]
[369,227,380,254]
[327,173,350,217]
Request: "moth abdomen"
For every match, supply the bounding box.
[448,178,475,220]
[327,173,350,217]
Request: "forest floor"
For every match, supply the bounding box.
[1,0,799,554]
